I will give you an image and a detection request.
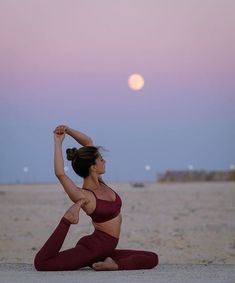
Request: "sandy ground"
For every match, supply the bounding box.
[1,263,235,283]
[0,182,235,265]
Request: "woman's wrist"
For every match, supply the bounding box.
[54,139,63,146]
[65,127,72,135]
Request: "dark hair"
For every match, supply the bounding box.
[66,146,101,178]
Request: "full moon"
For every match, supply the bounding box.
[128,73,145,91]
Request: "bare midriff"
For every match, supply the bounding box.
[92,213,122,239]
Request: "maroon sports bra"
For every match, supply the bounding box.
[83,185,122,223]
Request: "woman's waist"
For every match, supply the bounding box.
[92,214,122,239]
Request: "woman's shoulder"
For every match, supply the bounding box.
[98,176,106,184]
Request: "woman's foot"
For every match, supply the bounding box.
[92,257,118,271]
[63,199,87,224]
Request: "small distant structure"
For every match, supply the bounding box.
[131,182,145,188]
[157,170,235,182]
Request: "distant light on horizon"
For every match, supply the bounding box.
[128,74,145,91]
[230,164,235,170]
[188,165,194,171]
[23,166,29,173]
[145,165,151,171]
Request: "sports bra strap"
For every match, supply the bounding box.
[83,188,97,199]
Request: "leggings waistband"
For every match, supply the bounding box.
[93,229,119,241]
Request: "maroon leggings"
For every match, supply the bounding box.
[34,217,158,271]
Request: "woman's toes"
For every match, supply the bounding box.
[92,258,118,271]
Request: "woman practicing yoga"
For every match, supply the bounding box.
[34,125,159,271]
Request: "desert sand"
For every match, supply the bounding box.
[0,182,235,265]
[1,263,235,283]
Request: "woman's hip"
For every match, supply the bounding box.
[76,229,119,255]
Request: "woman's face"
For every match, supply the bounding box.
[94,154,106,174]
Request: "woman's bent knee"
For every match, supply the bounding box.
[150,252,159,268]
[34,253,46,271]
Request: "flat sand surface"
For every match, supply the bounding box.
[0,263,235,283]
[0,182,235,265]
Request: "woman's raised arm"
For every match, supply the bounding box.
[53,130,88,203]
[54,125,93,146]
[66,127,94,146]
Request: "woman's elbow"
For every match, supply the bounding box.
[84,138,94,146]
[55,173,65,179]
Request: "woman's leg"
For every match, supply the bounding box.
[111,249,159,270]
[93,249,158,271]
[34,217,88,271]
[34,200,105,271]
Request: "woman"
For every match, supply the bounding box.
[34,125,159,271]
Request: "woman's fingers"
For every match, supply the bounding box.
[54,125,67,134]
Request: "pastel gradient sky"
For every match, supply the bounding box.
[0,0,235,183]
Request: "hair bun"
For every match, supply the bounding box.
[66,147,78,161]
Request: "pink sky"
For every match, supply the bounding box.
[1,1,234,78]
[0,0,234,182]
